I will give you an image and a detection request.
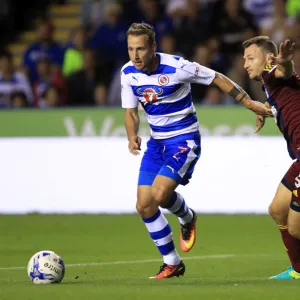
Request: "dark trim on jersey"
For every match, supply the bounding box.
[290,201,300,212]
[265,86,296,159]
[281,177,293,191]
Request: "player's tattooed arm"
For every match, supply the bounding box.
[228,85,248,104]
[125,108,142,156]
[212,73,272,116]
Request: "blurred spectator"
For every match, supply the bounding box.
[164,0,217,24]
[159,33,182,56]
[81,0,112,31]
[206,38,229,73]
[6,0,300,109]
[33,57,66,107]
[120,0,143,24]
[191,44,220,102]
[39,85,61,108]
[106,67,122,106]
[0,0,14,46]
[260,0,295,45]
[202,86,226,105]
[10,91,29,108]
[94,83,108,106]
[243,0,274,28]
[67,48,109,106]
[211,0,257,56]
[88,2,129,65]
[63,26,88,77]
[0,49,33,108]
[163,0,190,25]
[23,19,64,83]
[286,0,300,18]
[174,0,213,57]
[286,15,300,44]
[137,0,174,50]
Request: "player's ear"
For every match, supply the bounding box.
[152,42,157,53]
[266,53,275,65]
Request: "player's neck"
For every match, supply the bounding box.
[143,55,158,74]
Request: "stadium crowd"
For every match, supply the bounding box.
[0,0,300,108]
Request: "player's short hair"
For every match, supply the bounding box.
[242,36,278,55]
[126,23,156,45]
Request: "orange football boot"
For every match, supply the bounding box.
[180,209,197,252]
[149,261,185,279]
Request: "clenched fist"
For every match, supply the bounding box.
[128,136,142,156]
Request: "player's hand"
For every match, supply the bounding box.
[270,39,295,64]
[128,135,142,156]
[255,115,265,133]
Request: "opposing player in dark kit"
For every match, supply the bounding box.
[243,36,300,279]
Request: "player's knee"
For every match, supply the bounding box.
[268,203,284,219]
[135,198,157,217]
[136,201,149,215]
[268,203,277,217]
[136,201,144,215]
[268,203,288,225]
[151,187,170,207]
[288,227,300,240]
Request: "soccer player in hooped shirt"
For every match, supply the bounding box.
[243,36,300,279]
[121,23,271,279]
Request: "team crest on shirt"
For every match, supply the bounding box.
[158,74,169,86]
[136,87,163,103]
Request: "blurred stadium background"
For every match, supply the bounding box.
[0,1,300,299]
[1,0,300,108]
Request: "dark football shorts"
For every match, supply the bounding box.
[282,160,300,212]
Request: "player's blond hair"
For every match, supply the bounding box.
[126,23,156,45]
[242,36,278,55]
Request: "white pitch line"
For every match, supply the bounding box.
[0,254,235,271]
[0,254,275,271]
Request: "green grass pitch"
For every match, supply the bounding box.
[0,214,298,300]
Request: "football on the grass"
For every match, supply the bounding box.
[27,250,65,284]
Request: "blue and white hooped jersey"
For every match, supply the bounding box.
[121,52,216,139]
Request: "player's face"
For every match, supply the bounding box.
[127,34,156,71]
[243,44,266,81]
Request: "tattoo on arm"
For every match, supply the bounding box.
[229,86,248,103]
[228,86,240,98]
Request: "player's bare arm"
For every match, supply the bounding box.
[271,39,295,79]
[212,72,272,116]
[125,107,141,156]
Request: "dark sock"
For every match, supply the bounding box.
[278,225,300,272]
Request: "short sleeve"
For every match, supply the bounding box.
[121,71,139,108]
[176,59,216,85]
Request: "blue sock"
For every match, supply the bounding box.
[143,209,181,265]
[165,192,193,224]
